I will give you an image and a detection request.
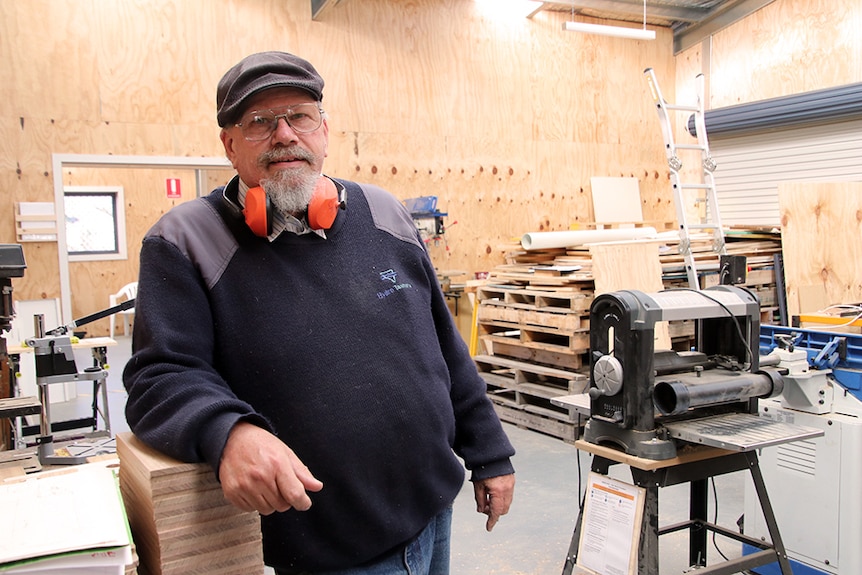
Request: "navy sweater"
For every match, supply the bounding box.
[123,178,515,571]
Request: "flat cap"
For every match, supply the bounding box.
[216,51,325,127]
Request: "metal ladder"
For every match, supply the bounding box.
[645,67,726,289]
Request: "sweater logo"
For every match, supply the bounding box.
[377,268,413,299]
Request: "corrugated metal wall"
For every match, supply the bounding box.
[709,118,862,225]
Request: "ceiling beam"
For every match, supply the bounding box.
[674,0,777,54]
[536,1,706,24]
[311,0,343,20]
[526,2,549,19]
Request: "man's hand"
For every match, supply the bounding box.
[473,473,515,531]
[218,421,324,515]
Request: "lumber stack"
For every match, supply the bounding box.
[474,226,783,442]
[116,433,264,575]
[475,246,594,442]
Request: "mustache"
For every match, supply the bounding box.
[258,146,314,166]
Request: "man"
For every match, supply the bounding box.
[123,51,515,575]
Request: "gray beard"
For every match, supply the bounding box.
[261,169,318,217]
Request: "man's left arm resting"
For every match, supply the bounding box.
[473,473,516,531]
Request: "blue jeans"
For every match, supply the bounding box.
[275,506,453,575]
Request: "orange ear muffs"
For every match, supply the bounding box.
[307,177,341,230]
[242,178,344,236]
[243,186,273,237]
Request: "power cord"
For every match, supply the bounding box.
[662,287,754,368]
[810,303,862,330]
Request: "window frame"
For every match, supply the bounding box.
[63,185,128,262]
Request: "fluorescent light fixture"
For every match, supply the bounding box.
[563,0,655,41]
[563,21,656,40]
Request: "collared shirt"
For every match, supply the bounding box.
[237,179,327,241]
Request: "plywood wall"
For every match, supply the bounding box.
[672,0,862,261]
[676,0,862,111]
[778,182,862,317]
[1,0,860,333]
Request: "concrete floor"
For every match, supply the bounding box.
[38,335,756,575]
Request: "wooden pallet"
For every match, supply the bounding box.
[477,304,589,332]
[475,354,589,439]
[478,284,593,311]
[477,284,592,367]
[475,355,588,394]
[667,319,695,344]
[479,321,590,351]
[491,403,582,443]
[479,338,588,370]
[701,266,779,309]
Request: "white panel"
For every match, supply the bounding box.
[747,402,862,574]
[590,177,643,224]
[709,118,862,226]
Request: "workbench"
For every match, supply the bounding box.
[438,270,467,316]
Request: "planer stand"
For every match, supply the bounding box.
[562,439,793,575]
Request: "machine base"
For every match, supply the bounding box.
[583,418,677,460]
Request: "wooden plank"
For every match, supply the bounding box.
[590,241,664,294]
[474,354,583,381]
[477,305,587,331]
[484,381,580,420]
[479,338,587,371]
[702,268,776,289]
[589,242,671,349]
[667,319,695,341]
[491,404,580,443]
[477,285,593,312]
[0,396,42,419]
[488,270,596,287]
[474,354,588,394]
[574,439,735,471]
[479,323,590,353]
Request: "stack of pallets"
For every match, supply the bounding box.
[474,251,593,442]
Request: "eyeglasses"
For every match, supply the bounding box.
[235,103,324,141]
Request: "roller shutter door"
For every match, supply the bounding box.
[708,118,862,227]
